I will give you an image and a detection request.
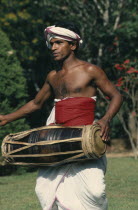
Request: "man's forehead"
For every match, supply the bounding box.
[50,38,67,43]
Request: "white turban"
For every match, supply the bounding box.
[44,25,83,49]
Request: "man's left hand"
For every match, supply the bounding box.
[94,118,110,141]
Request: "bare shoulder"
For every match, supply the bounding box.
[85,62,104,73]
[81,61,107,79]
[46,70,57,83]
[80,61,121,98]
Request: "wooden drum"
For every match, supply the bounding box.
[1,124,107,166]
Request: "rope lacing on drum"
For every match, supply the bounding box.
[82,124,106,159]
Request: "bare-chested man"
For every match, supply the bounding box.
[0,22,122,210]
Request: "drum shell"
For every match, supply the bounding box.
[2,127,84,165]
[1,125,106,166]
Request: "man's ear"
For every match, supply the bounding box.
[70,41,77,51]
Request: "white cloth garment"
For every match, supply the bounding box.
[35,97,108,210]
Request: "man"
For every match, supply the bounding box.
[0,22,122,209]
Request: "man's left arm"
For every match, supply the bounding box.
[91,65,123,141]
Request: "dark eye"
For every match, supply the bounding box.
[56,41,63,44]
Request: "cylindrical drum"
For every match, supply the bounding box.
[1,124,106,166]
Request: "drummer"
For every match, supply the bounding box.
[0,22,122,210]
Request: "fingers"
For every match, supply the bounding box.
[95,121,110,141]
[102,127,110,141]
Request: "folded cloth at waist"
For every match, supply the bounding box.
[55,97,96,126]
[46,96,96,126]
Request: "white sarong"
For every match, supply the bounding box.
[35,97,108,210]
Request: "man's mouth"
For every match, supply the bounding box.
[53,52,59,57]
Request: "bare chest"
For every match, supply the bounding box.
[49,70,96,98]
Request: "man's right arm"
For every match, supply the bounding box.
[0,80,52,126]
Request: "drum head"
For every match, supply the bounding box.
[92,125,106,157]
[82,124,106,158]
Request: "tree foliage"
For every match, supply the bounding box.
[0,0,137,80]
[0,0,138,146]
[0,29,29,143]
[114,60,138,157]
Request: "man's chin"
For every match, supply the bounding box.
[53,56,63,61]
[53,57,60,60]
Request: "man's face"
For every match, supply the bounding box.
[50,38,75,61]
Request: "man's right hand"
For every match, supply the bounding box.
[0,115,8,126]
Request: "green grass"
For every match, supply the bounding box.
[0,171,41,210]
[106,157,138,210]
[0,157,138,210]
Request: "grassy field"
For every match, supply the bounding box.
[106,157,138,210]
[0,157,138,210]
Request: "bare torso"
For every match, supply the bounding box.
[48,61,97,99]
[0,37,122,142]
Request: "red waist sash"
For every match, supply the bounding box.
[55,97,96,126]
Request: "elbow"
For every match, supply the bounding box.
[32,99,42,111]
[115,91,123,104]
[35,104,42,110]
[35,103,42,110]
[110,91,123,105]
[114,92,123,108]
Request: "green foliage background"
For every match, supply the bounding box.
[0,29,29,142]
[0,0,138,151]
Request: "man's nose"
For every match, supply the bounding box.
[51,43,57,51]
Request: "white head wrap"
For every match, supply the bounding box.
[44,25,83,49]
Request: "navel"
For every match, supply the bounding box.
[74,88,82,93]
